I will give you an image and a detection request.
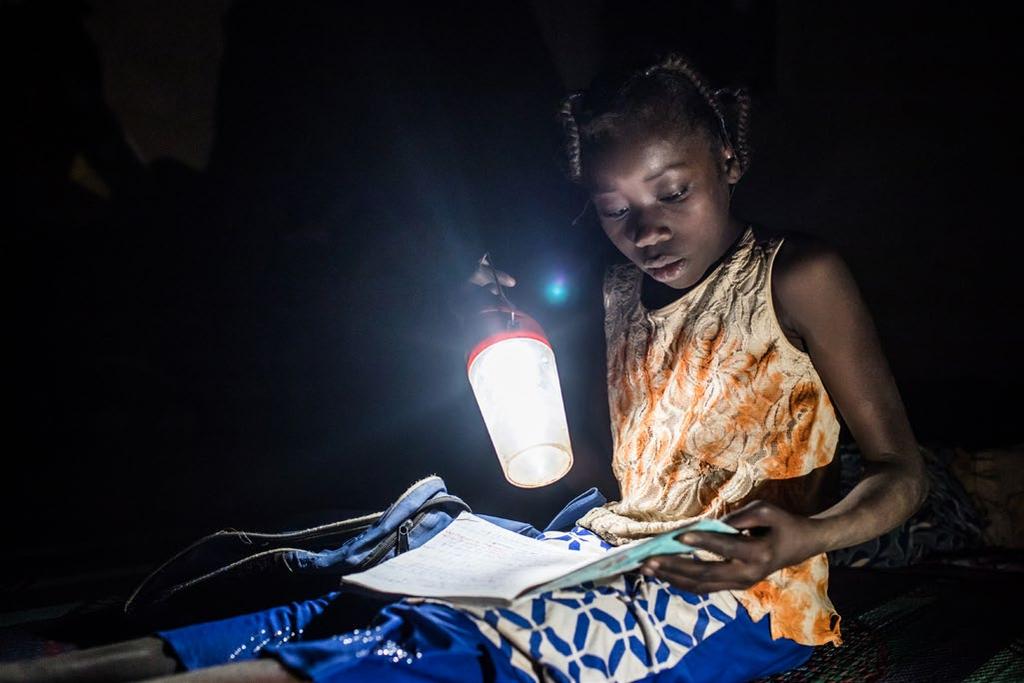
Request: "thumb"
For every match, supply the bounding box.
[720,500,773,531]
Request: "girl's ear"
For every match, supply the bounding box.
[722,148,744,185]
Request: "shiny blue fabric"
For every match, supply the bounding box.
[268,598,534,682]
[158,591,527,679]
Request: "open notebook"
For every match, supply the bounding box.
[340,510,738,606]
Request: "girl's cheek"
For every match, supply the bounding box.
[599,222,623,245]
[601,218,631,242]
[608,234,636,258]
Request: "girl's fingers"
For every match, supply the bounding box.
[648,557,748,585]
[678,532,762,563]
[468,268,516,288]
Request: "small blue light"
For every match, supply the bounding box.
[544,276,570,305]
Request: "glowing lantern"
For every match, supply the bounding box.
[465,288,574,488]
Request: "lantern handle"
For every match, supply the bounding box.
[479,252,518,328]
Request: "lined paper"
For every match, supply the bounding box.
[341,510,737,605]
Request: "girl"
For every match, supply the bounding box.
[2,53,927,683]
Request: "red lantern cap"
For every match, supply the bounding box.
[466,306,551,372]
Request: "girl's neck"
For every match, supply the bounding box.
[640,220,749,310]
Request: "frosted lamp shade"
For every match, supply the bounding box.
[467,336,573,487]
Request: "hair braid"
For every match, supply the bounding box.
[714,85,753,174]
[558,92,585,183]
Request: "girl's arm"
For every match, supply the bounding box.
[771,231,929,553]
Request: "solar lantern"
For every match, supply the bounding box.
[465,257,574,488]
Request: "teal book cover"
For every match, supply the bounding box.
[519,518,739,599]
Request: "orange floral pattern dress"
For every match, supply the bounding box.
[576,224,843,647]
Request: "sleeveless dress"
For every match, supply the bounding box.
[157,223,833,681]
[575,224,843,648]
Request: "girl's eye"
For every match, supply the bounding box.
[598,186,689,220]
[660,186,690,202]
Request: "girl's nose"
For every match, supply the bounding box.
[632,214,672,249]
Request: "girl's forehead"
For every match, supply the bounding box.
[585,131,713,191]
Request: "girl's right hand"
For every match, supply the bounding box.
[467,253,517,295]
[448,254,518,323]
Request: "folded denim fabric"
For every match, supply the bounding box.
[125,475,607,628]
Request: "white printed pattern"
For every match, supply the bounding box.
[410,525,741,683]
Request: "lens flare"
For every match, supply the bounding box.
[544,276,569,305]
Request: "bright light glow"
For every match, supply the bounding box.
[467,337,573,487]
[543,276,569,305]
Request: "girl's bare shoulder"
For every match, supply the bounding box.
[751,225,845,283]
[753,225,855,337]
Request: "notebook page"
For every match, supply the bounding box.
[341,511,602,602]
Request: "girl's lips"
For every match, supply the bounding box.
[647,257,685,282]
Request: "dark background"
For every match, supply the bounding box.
[4,0,1022,587]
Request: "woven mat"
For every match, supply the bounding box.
[757,564,1024,682]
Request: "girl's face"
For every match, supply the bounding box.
[586,129,745,289]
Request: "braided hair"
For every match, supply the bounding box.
[558,53,753,186]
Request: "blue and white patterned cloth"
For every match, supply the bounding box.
[159,523,813,682]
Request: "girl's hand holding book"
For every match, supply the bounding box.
[640,500,823,593]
